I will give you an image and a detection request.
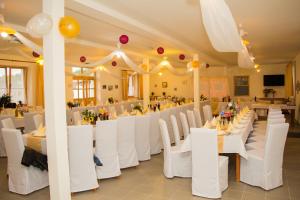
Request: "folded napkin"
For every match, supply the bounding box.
[211,117,217,127]
[204,120,211,128]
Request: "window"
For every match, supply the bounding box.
[128,75,134,97]
[0,67,26,103]
[234,76,249,96]
[72,67,95,105]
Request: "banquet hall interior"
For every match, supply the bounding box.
[0,0,300,199]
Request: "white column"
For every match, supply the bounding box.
[43,0,71,200]
[143,58,150,108]
[193,54,200,110]
[96,67,102,105]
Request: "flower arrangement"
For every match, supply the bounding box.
[133,104,143,113]
[98,108,109,120]
[67,101,80,109]
[0,94,11,108]
[171,96,186,105]
[108,97,114,104]
[81,109,98,124]
[200,94,208,101]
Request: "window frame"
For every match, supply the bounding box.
[234,76,249,96]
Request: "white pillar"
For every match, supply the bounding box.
[96,67,102,105]
[143,58,150,108]
[193,54,200,110]
[43,0,71,199]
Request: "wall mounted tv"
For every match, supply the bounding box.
[263,74,285,86]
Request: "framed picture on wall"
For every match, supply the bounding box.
[102,85,107,89]
[162,82,168,88]
[108,85,113,91]
[234,76,249,96]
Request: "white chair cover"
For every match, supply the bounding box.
[170,115,182,146]
[203,105,213,122]
[68,125,99,192]
[148,111,162,155]
[179,112,190,139]
[191,128,228,198]
[199,0,243,52]
[193,108,203,128]
[160,109,174,143]
[158,119,192,178]
[24,112,41,133]
[187,110,197,128]
[95,120,121,179]
[2,128,48,194]
[117,116,139,168]
[73,111,81,125]
[135,115,151,161]
[1,117,16,129]
[0,115,15,157]
[33,114,43,130]
[241,123,289,190]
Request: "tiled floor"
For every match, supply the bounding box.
[0,137,300,200]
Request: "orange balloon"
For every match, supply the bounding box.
[59,16,80,38]
[192,60,199,68]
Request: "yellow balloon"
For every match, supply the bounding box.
[192,60,199,68]
[59,16,80,38]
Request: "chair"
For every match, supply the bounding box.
[24,112,41,133]
[241,123,289,190]
[187,110,196,128]
[72,111,81,125]
[135,115,151,161]
[0,116,16,157]
[148,111,162,155]
[193,108,203,128]
[179,112,190,139]
[170,115,182,146]
[95,120,121,179]
[203,105,213,122]
[1,117,16,129]
[33,114,43,130]
[68,125,99,192]
[191,128,228,198]
[160,109,174,144]
[158,119,192,178]
[117,116,139,168]
[2,128,48,194]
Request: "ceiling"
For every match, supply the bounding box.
[0,0,299,67]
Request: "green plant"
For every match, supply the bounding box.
[0,94,11,108]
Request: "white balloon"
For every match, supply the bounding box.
[26,13,52,38]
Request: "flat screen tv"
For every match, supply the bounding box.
[263,75,285,86]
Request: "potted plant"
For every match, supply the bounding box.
[0,94,11,109]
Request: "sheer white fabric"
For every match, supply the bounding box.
[199,0,243,52]
[241,123,289,190]
[187,110,197,128]
[68,125,99,192]
[179,112,190,139]
[158,119,192,178]
[238,44,255,68]
[148,111,162,155]
[95,120,121,179]
[135,115,151,161]
[2,128,48,194]
[191,128,228,198]
[117,116,139,168]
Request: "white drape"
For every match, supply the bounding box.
[199,0,243,52]
[238,44,255,68]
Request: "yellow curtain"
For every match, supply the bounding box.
[138,74,143,99]
[36,65,44,107]
[121,70,128,100]
[285,63,293,97]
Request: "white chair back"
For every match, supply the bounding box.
[95,120,121,179]
[117,116,139,168]
[193,108,203,128]
[158,119,171,152]
[160,109,174,143]
[24,112,40,133]
[68,125,99,192]
[203,105,213,122]
[1,117,16,129]
[33,114,43,130]
[135,115,151,161]
[73,111,81,125]
[148,111,162,155]
[191,128,221,198]
[170,115,181,146]
[187,110,196,128]
[0,115,15,157]
[179,112,189,138]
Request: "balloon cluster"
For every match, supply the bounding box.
[59,16,80,38]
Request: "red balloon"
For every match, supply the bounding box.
[119,35,129,44]
[157,47,164,54]
[179,54,185,60]
[112,61,117,66]
[32,51,40,58]
[80,56,86,63]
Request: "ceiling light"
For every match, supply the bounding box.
[36,58,44,65]
[256,69,260,73]
[158,72,163,76]
[160,60,170,66]
[254,64,259,69]
[0,31,8,38]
